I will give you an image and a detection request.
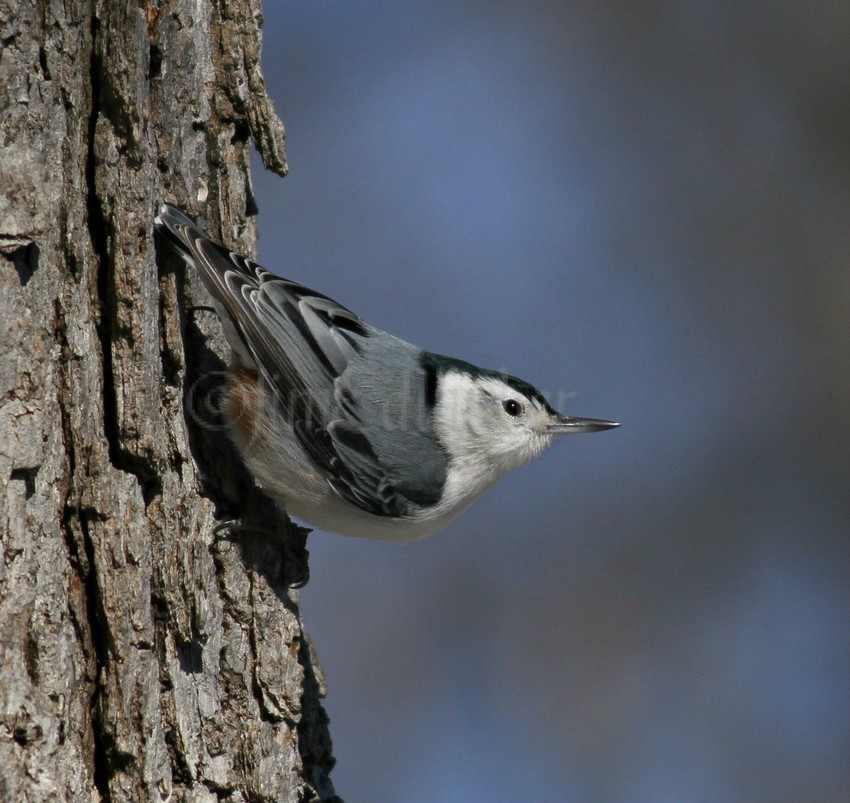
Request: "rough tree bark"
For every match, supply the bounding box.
[0,1,339,800]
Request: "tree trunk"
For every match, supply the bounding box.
[0,1,338,800]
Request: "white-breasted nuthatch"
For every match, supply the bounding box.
[155,204,618,540]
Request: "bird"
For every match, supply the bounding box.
[154,203,618,540]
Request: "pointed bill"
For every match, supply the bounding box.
[547,414,619,435]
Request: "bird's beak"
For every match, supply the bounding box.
[547,413,620,435]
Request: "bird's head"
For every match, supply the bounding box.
[431,358,618,480]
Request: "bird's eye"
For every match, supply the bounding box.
[503,399,523,417]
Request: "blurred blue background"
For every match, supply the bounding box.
[250,3,849,801]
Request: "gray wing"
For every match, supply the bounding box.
[155,204,446,518]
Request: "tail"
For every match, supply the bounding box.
[153,203,259,368]
[153,203,207,267]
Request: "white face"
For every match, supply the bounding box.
[434,371,559,475]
